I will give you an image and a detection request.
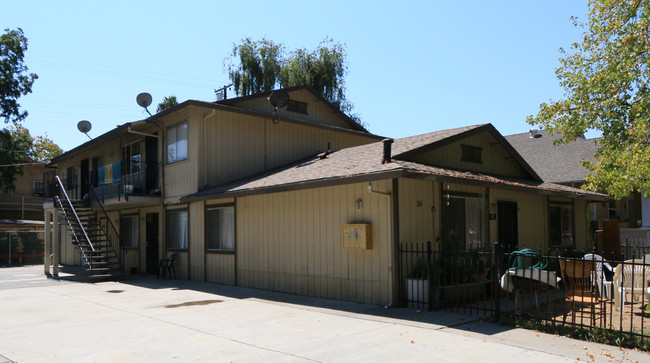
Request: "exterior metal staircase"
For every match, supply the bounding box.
[54,176,123,279]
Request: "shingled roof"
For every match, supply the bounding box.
[505,130,599,184]
[182,125,608,203]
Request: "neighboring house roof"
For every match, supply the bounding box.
[505,130,599,184]
[182,124,608,203]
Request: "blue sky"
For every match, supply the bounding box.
[2,1,589,152]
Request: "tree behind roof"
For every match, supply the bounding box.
[226,38,361,125]
[527,0,650,198]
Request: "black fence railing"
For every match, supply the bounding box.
[399,242,650,343]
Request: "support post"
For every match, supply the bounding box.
[52,209,60,276]
[44,210,51,275]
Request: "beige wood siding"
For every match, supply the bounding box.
[409,132,529,179]
[236,180,394,305]
[198,113,377,189]
[188,201,205,280]
[206,254,236,284]
[489,189,547,250]
[398,178,435,246]
[164,108,200,201]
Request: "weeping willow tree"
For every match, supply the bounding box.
[225,37,361,125]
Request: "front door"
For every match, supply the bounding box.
[145,135,158,194]
[80,158,89,198]
[497,201,518,252]
[145,213,159,274]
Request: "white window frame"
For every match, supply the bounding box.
[166,121,188,164]
[206,205,235,252]
[123,140,142,175]
[167,209,188,250]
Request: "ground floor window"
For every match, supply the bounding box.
[206,206,235,252]
[167,209,188,249]
[120,215,139,248]
[549,202,574,247]
[441,192,486,251]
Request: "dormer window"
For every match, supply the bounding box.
[287,100,308,114]
[461,144,482,164]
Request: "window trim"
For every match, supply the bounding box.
[166,208,189,251]
[461,144,483,164]
[548,200,575,248]
[205,203,236,254]
[286,99,308,114]
[166,120,188,165]
[120,214,139,249]
[123,140,142,175]
[32,179,45,197]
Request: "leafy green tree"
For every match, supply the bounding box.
[157,95,178,113]
[1,28,37,124]
[0,125,61,193]
[226,38,362,125]
[528,0,650,198]
[0,125,30,193]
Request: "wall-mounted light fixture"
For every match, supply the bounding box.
[355,199,363,211]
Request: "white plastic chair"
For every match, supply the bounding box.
[613,260,650,313]
[583,254,614,300]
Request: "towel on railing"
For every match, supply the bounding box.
[104,164,113,185]
[112,161,121,185]
[98,166,105,187]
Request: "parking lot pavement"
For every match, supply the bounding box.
[0,265,648,362]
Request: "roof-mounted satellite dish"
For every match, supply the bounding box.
[268,91,289,109]
[268,91,289,124]
[136,92,153,116]
[77,120,93,140]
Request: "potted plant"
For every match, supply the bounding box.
[406,258,430,308]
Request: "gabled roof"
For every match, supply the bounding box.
[505,130,599,183]
[392,124,542,181]
[215,85,368,133]
[50,87,380,164]
[182,124,608,203]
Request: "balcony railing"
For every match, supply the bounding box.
[45,161,159,202]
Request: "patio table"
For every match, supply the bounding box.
[500,268,561,312]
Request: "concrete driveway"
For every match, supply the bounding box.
[0,265,647,362]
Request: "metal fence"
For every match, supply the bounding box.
[400,242,650,344]
[0,230,45,266]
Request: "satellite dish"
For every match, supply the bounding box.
[268,91,289,109]
[136,92,153,108]
[77,120,93,140]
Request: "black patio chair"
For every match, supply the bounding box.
[158,253,178,280]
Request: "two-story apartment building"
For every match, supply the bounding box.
[43,86,607,307]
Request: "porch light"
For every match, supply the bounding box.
[355,199,363,211]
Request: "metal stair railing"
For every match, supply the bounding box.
[54,194,92,265]
[54,176,95,252]
[88,183,125,273]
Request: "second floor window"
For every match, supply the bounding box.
[123,141,141,174]
[167,121,188,164]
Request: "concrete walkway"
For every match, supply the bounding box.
[0,265,647,362]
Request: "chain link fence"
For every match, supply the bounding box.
[0,231,45,266]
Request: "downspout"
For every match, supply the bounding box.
[145,119,166,254]
[391,179,400,307]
